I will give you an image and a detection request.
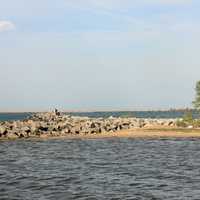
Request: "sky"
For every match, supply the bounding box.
[0,0,200,112]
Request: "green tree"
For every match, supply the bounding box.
[193,81,200,110]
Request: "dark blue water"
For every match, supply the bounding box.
[0,113,33,122]
[0,110,199,121]
[67,110,199,119]
[1,138,200,199]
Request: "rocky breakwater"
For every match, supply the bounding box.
[0,112,176,139]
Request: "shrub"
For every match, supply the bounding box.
[176,119,187,127]
[176,111,194,127]
[192,120,200,128]
[183,111,193,123]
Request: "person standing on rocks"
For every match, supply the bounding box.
[54,109,60,116]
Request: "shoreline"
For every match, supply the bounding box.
[31,128,200,139]
[1,112,199,141]
[1,128,200,141]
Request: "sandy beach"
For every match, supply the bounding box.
[28,127,200,140]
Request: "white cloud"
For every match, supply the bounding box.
[0,20,15,32]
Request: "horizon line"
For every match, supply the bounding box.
[0,107,193,113]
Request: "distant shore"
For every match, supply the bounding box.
[0,108,196,113]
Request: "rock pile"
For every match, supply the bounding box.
[0,112,176,139]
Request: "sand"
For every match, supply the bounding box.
[38,127,200,140]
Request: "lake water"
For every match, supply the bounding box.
[1,138,200,199]
[0,110,199,121]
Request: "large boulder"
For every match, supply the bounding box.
[0,126,6,134]
[0,126,7,137]
[7,132,19,139]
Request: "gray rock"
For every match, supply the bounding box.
[7,132,19,139]
[0,112,177,139]
[0,126,6,135]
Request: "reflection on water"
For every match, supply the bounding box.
[0,138,200,199]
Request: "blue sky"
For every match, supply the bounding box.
[0,0,200,111]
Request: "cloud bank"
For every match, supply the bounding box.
[0,20,15,32]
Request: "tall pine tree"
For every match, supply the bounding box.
[193,81,200,110]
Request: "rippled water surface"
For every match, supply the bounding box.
[1,138,200,199]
